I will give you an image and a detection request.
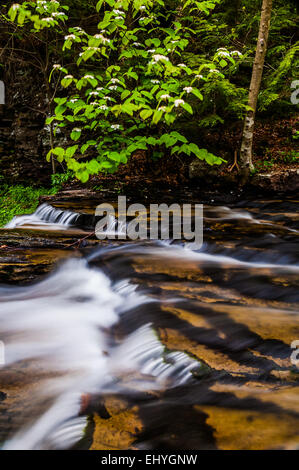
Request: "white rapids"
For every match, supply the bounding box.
[0,258,201,450]
[5,203,80,229]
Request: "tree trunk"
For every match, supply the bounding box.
[240,0,273,180]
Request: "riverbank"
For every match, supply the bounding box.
[1,160,298,229]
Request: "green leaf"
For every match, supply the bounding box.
[182,102,193,114]
[8,4,20,22]
[61,77,73,88]
[170,131,188,143]
[152,110,163,124]
[140,109,153,120]
[87,159,101,173]
[78,171,89,183]
[70,129,82,141]
[191,88,203,100]
[65,145,78,159]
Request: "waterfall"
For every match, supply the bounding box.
[5,203,80,229]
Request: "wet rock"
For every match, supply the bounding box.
[251,169,299,193]
[0,228,93,284]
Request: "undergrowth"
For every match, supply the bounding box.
[0,184,57,227]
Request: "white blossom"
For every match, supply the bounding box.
[231,50,242,57]
[160,94,170,100]
[111,124,120,130]
[183,87,193,93]
[217,50,230,58]
[113,9,124,15]
[174,99,185,107]
[152,54,169,63]
[65,34,76,40]
[94,34,110,44]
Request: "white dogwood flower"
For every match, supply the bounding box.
[152,54,169,62]
[65,34,76,40]
[174,99,185,107]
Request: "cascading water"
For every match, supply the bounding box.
[5,203,80,229]
[0,198,298,450]
[0,256,202,450]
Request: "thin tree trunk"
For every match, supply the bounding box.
[49,120,56,174]
[240,0,273,180]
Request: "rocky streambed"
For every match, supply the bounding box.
[0,191,298,450]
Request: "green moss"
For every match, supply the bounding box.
[0,184,57,227]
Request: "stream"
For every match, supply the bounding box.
[0,196,298,450]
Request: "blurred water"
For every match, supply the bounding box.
[0,199,298,450]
